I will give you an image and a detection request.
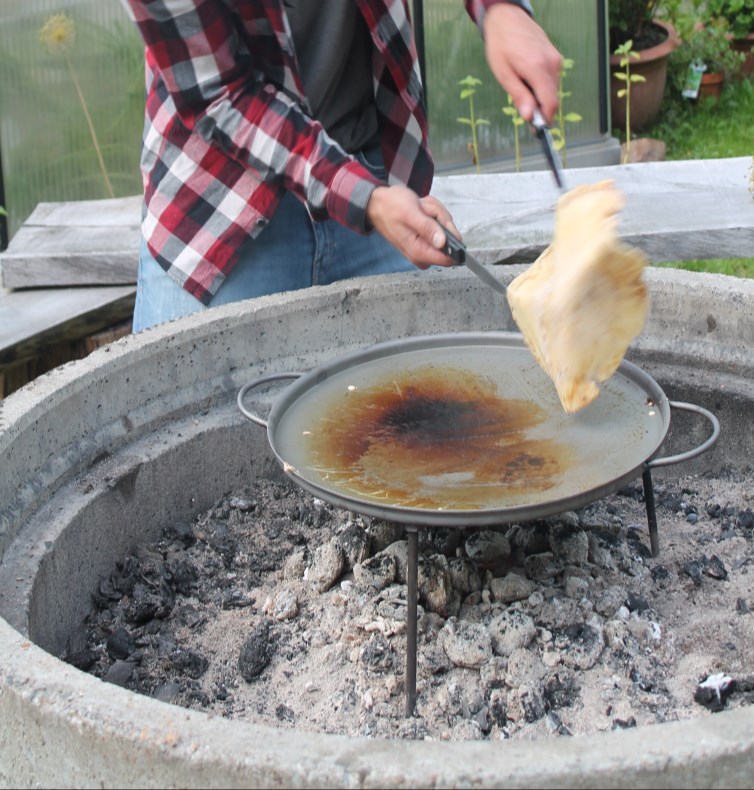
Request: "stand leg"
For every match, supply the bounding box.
[405,526,418,717]
[642,466,660,558]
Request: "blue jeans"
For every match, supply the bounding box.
[132,146,414,332]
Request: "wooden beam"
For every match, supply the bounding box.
[0,196,141,289]
[0,286,136,366]
[431,156,754,265]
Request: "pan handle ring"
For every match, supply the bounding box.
[237,373,302,428]
[647,401,721,468]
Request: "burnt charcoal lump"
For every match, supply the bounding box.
[164,520,196,547]
[169,648,209,679]
[625,592,650,613]
[124,581,175,624]
[694,673,735,712]
[166,558,199,596]
[650,565,672,589]
[238,620,274,681]
[704,555,728,581]
[737,509,754,530]
[106,626,135,660]
[359,633,395,673]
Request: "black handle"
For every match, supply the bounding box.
[441,227,466,264]
[531,108,565,192]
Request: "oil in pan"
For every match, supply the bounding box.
[273,343,664,513]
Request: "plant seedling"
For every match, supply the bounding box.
[613,40,646,164]
[457,75,490,173]
[551,58,583,167]
[502,95,525,172]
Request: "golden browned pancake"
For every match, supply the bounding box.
[507,180,649,413]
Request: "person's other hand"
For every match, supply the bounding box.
[482,3,563,124]
[365,185,460,270]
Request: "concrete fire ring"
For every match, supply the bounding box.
[1,266,753,789]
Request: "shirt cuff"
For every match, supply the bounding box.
[481,0,534,17]
[326,162,383,234]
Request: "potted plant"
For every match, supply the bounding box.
[673,15,744,102]
[706,0,754,76]
[609,1,680,131]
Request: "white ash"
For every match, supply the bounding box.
[67,467,754,742]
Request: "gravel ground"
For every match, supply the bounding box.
[67,464,754,742]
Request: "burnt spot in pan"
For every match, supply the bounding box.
[302,366,573,510]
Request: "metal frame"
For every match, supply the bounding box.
[412,0,427,109]
[0,133,7,252]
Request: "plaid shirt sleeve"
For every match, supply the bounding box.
[465,0,534,29]
[126,0,381,229]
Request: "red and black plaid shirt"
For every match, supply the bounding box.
[126,0,527,303]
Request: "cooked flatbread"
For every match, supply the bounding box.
[507,179,648,413]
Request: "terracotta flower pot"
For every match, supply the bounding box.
[610,20,680,133]
[731,33,754,77]
[698,71,724,102]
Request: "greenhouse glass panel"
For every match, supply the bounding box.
[0,0,144,240]
[0,0,611,244]
[421,0,609,174]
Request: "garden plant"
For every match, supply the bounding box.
[501,94,525,173]
[39,13,115,199]
[613,40,646,163]
[456,74,490,173]
[550,57,583,167]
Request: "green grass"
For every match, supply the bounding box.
[622,76,754,278]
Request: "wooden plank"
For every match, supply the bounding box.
[2,157,752,293]
[1,226,140,287]
[0,286,136,366]
[23,195,142,226]
[0,195,141,289]
[431,156,754,264]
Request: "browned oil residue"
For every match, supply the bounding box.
[305,365,573,510]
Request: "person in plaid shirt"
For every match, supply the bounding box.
[124,0,562,331]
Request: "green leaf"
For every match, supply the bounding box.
[564,112,582,122]
[457,117,472,125]
[502,107,517,116]
[476,119,491,126]
[617,88,627,98]
[615,72,628,81]
[630,74,647,83]
[460,88,475,100]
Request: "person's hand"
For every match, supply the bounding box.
[365,185,460,270]
[482,3,563,124]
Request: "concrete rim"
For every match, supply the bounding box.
[1,266,753,789]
